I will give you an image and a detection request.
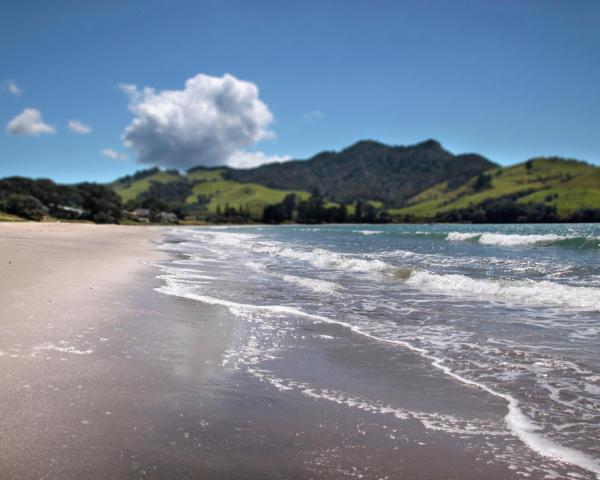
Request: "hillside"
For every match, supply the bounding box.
[113,167,310,217]
[109,141,599,223]
[391,157,600,220]
[225,139,496,206]
[111,139,497,218]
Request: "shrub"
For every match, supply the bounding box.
[4,194,47,220]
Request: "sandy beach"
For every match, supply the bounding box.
[0,222,578,480]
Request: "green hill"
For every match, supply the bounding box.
[113,169,181,203]
[113,167,310,217]
[391,157,600,220]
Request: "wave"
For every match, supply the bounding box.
[446,232,482,242]
[252,244,397,275]
[156,278,600,478]
[446,232,600,249]
[245,260,343,295]
[170,231,598,310]
[406,271,600,311]
[253,244,598,310]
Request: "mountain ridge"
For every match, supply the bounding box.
[220,139,496,206]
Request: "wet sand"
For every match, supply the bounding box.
[0,223,526,479]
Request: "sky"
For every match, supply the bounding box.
[1,0,599,183]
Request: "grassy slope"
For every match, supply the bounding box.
[0,212,25,222]
[113,171,181,203]
[113,168,311,216]
[391,158,600,219]
[186,179,310,215]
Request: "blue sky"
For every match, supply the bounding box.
[1,0,599,183]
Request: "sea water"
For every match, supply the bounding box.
[156,223,600,478]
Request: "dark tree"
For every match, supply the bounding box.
[4,194,47,220]
[353,201,364,223]
[281,194,297,221]
[76,183,123,223]
[473,173,492,192]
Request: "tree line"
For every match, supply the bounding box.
[262,191,391,224]
[0,177,123,223]
[2,175,598,225]
[432,195,600,223]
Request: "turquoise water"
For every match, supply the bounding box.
[157,223,600,478]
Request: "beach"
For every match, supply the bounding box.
[0,223,598,479]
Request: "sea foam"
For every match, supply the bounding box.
[406,271,600,311]
[446,231,600,248]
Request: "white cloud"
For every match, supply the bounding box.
[121,73,282,169]
[303,109,323,120]
[68,119,92,134]
[102,148,128,161]
[6,108,55,136]
[3,80,21,96]
[228,150,291,168]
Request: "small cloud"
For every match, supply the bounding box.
[68,119,92,134]
[102,148,128,161]
[303,110,323,120]
[118,83,137,97]
[3,80,22,96]
[6,108,55,136]
[227,150,291,168]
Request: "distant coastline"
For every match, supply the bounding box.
[2,139,599,225]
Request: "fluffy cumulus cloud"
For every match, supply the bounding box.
[68,119,92,134]
[102,148,128,161]
[3,80,21,96]
[121,73,286,169]
[6,108,55,136]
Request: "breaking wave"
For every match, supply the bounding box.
[446,232,600,249]
[406,271,600,311]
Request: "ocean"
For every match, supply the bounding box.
[156,223,600,479]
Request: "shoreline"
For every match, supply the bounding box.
[1,222,593,479]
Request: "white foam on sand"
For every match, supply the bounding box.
[247,368,506,436]
[32,343,94,355]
